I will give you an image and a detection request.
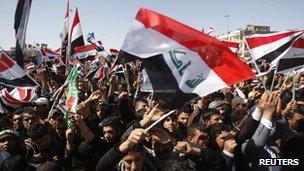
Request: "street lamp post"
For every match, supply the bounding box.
[224,14,229,40]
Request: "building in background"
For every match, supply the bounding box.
[217,24,273,59]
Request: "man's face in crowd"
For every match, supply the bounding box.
[0,137,17,153]
[261,60,269,67]
[12,114,23,128]
[135,101,148,113]
[206,114,223,126]
[216,105,227,115]
[188,129,209,148]
[103,126,117,143]
[163,117,178,133]
[123,151,145,171]
[177,112,190,128]
[23,113,38,129]
[235,102,247,111]
[33,134,52,150]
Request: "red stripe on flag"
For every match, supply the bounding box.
[246,31,303,49]
[74,44,96,53]
[17,88,33,101]
[135,8,254,85]
[292,37,304,49]
[222,40,239,49]
[71,8,80,34]
[2,89,23,105]
[0,53,15,72]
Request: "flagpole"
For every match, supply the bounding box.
[65,0,71,75]
[270,64,278,92]
[292,70,297,101]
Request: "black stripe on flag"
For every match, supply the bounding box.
[278,57,304,72]
[0,76,37,88]
[14,0,25,32]
[15,40,25,69]
[258,34,302,64]
[121,51,197,109]
[70,36,85,56]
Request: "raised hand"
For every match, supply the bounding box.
[262,91,280,120]
[223,139,238,154]
[140,104,166,127]
[119,128,148,153]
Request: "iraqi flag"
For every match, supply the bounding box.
[85,64,108,80]
[61,1,69,64]
[277,35,304,73]
[70,7,85,62]
[0,51,38,88]
[120,8,254,107]
[246,30,304,70]
[74,44,97,60]
[222,40,239,54]
[41,47,60,62]
[14,0,32,68]
[0,87,37,113]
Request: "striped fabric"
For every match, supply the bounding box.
[0,51,38,88]
[0,87,37,113]
[246,30,304,73]
[70,7,85,62]
[14,0,32,68]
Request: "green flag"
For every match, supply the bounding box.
[66,67,79,112]
[65,67,79,127]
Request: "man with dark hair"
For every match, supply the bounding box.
[26,123,65,165]
[0,129,22,155]
[11,110,27,141]
[99,116,124,144]
[96,128,157,171]
[21,107,38,131]
[201,109,223,128]
[187,123,209,148]
[134,98,149,119]
[176,109,191,140]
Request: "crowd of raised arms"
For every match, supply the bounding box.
[0,56,304,171]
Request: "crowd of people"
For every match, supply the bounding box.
[0,55,304,171]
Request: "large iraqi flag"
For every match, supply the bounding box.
[0,51,38,88]
[120,8,254,107]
